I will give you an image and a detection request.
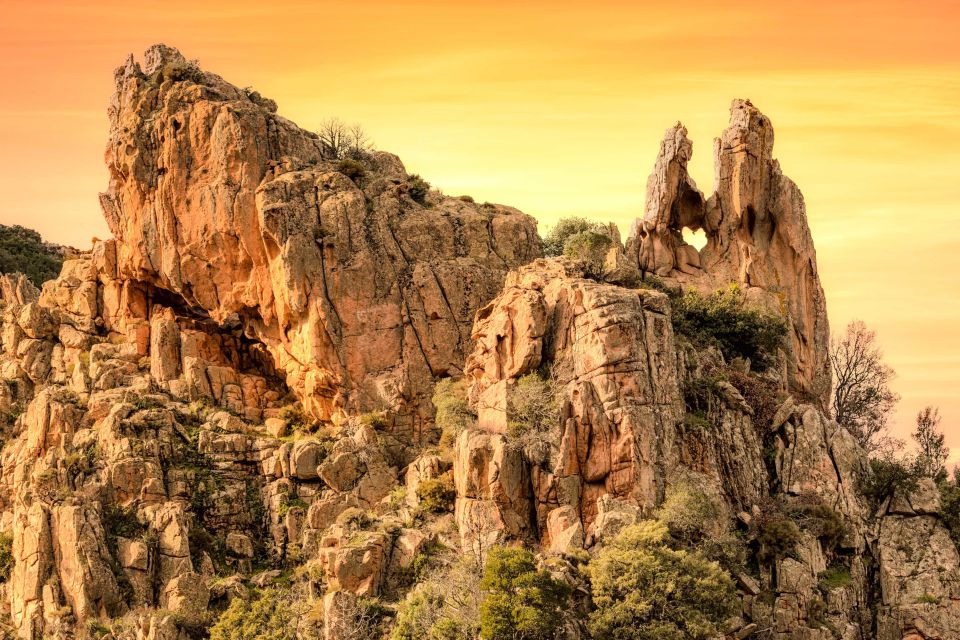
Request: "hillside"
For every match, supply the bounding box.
[0,44,955,640]
[0,224,66,288]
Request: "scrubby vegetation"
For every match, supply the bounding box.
[506,373,562,438]
[753,503,802,564]
[0,531,12,581]
[0,224,64,286]
[480,546,571,640]
[542,217,607,257]
[415,475,456,514]
[588,520,738,640]
[408,174,431,205]
[669,284,787,372]
[563,231,612,279]
[785,494,847,552]
[432,378,476,448]
[209,586,302,640]
[335,158,367,181]
[657,479,747,573]
[392,557,482,640]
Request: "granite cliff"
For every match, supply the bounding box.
[0,45,954,640]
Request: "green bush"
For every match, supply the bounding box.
[656,481,747,573]
[542,217,606,257]
[416,475,456,514]
[786,496,847,552]
[0,224,64,286]
[861,457,919,509]
[506,373,561,438]
[818,564,852,592]
[480,546,571,640]
[755,511,802,564]
[278,403,313,433]
[670,284,787,372]
[588,520,738,640]
[408,174,431,205]
[209,587,299,640]
[336,158,367,181]
[0,531,12,581]
[432,378,476,448]
[563,231,612,279]
[725,368,783,432]
[657,480,720,545]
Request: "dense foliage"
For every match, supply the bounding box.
[588,520,738,640]
[563,231,612,279]
[209,587,298,640]
[0,224,63,286]
[479,546,571,640]
[668,284,787,372]
[541,217,607,257]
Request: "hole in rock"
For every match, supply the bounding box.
[682,227,707,250]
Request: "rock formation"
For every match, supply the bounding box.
[100,44,540,437]
[0,45,955,640]
[626,102,830,405]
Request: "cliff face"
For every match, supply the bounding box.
[100,45,540,437]
[0,45,956,640]
[626,103,830,406]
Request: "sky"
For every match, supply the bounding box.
[1,0,958,458]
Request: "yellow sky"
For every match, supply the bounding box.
[1,0,958,457]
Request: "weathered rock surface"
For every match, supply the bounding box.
[100,44,540,437]
[626,100,830,405]
[0,44,954,640]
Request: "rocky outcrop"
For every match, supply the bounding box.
[0,43,956,640]
[626,100,830,405]
[876,480,960,639]
[99,44,540,436]
[462,258,684,545]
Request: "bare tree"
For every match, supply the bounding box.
[459,502,500,566]
[317,117,372,160]
[324,592,383,640]
[830,320,900,454]
[914,406,949,480]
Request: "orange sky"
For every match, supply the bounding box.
[2,0,959,458]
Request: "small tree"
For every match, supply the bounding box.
[432,378,476,448]
[542,217,606,257]
[210,587,302,640]
[479,546,571,640]
[588,520,738,640]
[506,373,561,438]
[317,117,372,160]
[393,557,482,640]
[913,406,948,480]
[563,231,612,280]
[830,321,900,454]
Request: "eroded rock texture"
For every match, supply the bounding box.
[0,44,955,640]
[100,44,540,436]
[626,101,830,405]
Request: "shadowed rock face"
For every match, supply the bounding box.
[99,44,541,436]
[626,100,830,406]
